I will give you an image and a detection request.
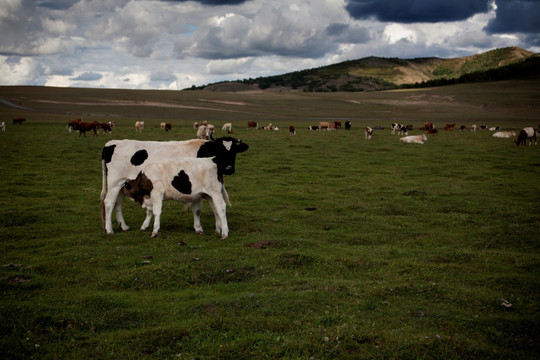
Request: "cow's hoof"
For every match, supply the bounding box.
[151,233,158,238]
[195,230,204,235]
[121,227,131,232]
[221,235,228,239]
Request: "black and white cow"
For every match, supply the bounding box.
[391,123,408,136]
[100,137,248,234]
[123,158,229,238]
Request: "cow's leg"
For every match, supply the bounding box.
[141,208,153,231]
[104,185,130,234]
[151,196,163,238]
[205,197,222,235]
[191,199,204,234]
[212,195,228,239]
[114,191,130,231]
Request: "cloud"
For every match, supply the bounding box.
[181,1,358,59]
[71,72,102,81]
[346,0,490,23]
[486,0,540,34]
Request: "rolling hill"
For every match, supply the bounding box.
[193,47,539,92]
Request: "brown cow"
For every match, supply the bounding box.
[98,122,113,133]
[443,123,456,131]
[247,121,259,129]
[289,126,296,135]
[74,120,99,137]
[13,118,26,125]
[161,122,172,132]
[67,118,82,132]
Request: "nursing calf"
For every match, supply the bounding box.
[123,158,229,238]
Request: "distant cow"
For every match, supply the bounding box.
[334,121,342,129]
[222,123,232,133]
[161,122,172,132]
[289,126,296,135]
[419,122,434,131]
[0,122,5,132]
[247,121,259,129]
[480,124,487,130]
[135,121,144,132]
[73,120,99,137]
[426,129,438,134]
[101,137,248,234]
[344,121,351,130]
[318,121,333,131]
[515,127,537,146]
[365,127,373,140]
[197,124,215,140]
[443,123,456,131]
[400,134,427,144]
[493,131,516,138]
[489,126,500,131]
[13,118,26,125]
[308,125,318,130]
[459,125,467,131]
[98,122,113,134]
[471,124,477,132]
[391,123,408,135]
[67,118,82,132]
[123,158,231,238]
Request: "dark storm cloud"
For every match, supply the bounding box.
[345,0,490,23]
[486,0,540,34]
[162,0,250,4]
[71,72,102,81]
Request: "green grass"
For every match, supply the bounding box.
[0,82,539,359]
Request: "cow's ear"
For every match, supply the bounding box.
[236,142,249,153]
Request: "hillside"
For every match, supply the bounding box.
[193,47,539,92]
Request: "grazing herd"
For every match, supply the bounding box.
[1,115,538,238]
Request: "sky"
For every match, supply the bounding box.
[0,0,539,90]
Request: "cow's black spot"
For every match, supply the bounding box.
[172,170,192,194]
[102,144,116,163]
[131,149,148,166]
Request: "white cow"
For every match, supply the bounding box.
[197,124,215,140]
[400,134,428,144]
[100,137,249,234]
[493,131,516,138]
[222,123,232,133]
[123,158,229,238]
[0,122,5,132]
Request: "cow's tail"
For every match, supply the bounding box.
[222,185,232,207]
[100,159,107,230]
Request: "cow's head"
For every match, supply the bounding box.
[197,137,249,177]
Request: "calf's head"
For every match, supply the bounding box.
[197,137,249,176]
[123,172,153,205]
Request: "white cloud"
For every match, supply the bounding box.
[0,0,537,89]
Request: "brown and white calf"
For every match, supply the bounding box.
[400,134,428,144]
[365,126,373,140]
[100,137,249,234]
[161,122,172,132]
[123,158,230,238]
[515,127,537,145]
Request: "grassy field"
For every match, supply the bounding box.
[0,81,539,359]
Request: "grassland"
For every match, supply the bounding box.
[0,80,539,359]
